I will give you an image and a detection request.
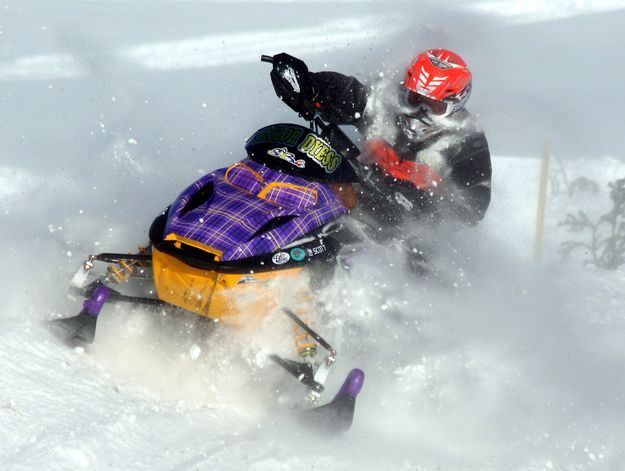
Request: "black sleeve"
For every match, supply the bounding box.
[310,71,368,127]
[443,130,492,225]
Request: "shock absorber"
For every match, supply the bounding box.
[106,246,149,284]
[291,289,318,359]
[278,306,338,403]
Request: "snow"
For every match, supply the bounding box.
[2,0,625,470]
[122,16,398,71]
[466,0,625,23]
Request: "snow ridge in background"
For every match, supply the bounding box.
[0,15,400,81]
[0,54,87,81]
[122,16,398,70]
[468,0,625,23]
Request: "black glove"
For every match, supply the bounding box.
[269,53,318,120]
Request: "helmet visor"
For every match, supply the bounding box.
[403,89,451,116]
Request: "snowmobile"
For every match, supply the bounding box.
[53,53,420,433]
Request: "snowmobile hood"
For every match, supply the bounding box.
[164,159,348,261]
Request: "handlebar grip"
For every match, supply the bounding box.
[260,55,274,64]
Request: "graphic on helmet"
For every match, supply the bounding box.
[403,49,472,118]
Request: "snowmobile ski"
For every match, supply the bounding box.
[301,368,365,433]
[52,279,166,345]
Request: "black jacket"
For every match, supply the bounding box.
[311,71,492,226]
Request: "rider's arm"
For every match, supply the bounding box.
[443,130,492,225]
[310,71,368,128]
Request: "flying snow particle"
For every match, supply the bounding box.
[189,344,202,360]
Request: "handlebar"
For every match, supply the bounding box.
[259,53,409,220]
[260,54,358,158]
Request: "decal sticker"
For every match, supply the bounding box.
[427,51,460,70]
[267,147,306,168]
[290,247,307,261]
[282,66,301,93]
[417,66,445,95]
[272,251,290,265]
[249,125,303,147]
[297,133,342,173]
[306,244,327,257]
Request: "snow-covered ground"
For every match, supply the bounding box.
[2,1,625,470]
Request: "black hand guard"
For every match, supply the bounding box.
[270,53,318,120]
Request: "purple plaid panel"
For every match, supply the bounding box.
[165,159,348,261]
[261,184,317,210]
[171,182,278,253]
[225,163,265,195]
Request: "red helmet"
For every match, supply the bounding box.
[403,49,472,117]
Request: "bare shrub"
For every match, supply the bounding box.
[560,178,625,269]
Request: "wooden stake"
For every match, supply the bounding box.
[534,140,551,261]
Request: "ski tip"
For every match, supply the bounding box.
[301,367,365,434]
[334,368,365,400]
[49,310,97,345]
